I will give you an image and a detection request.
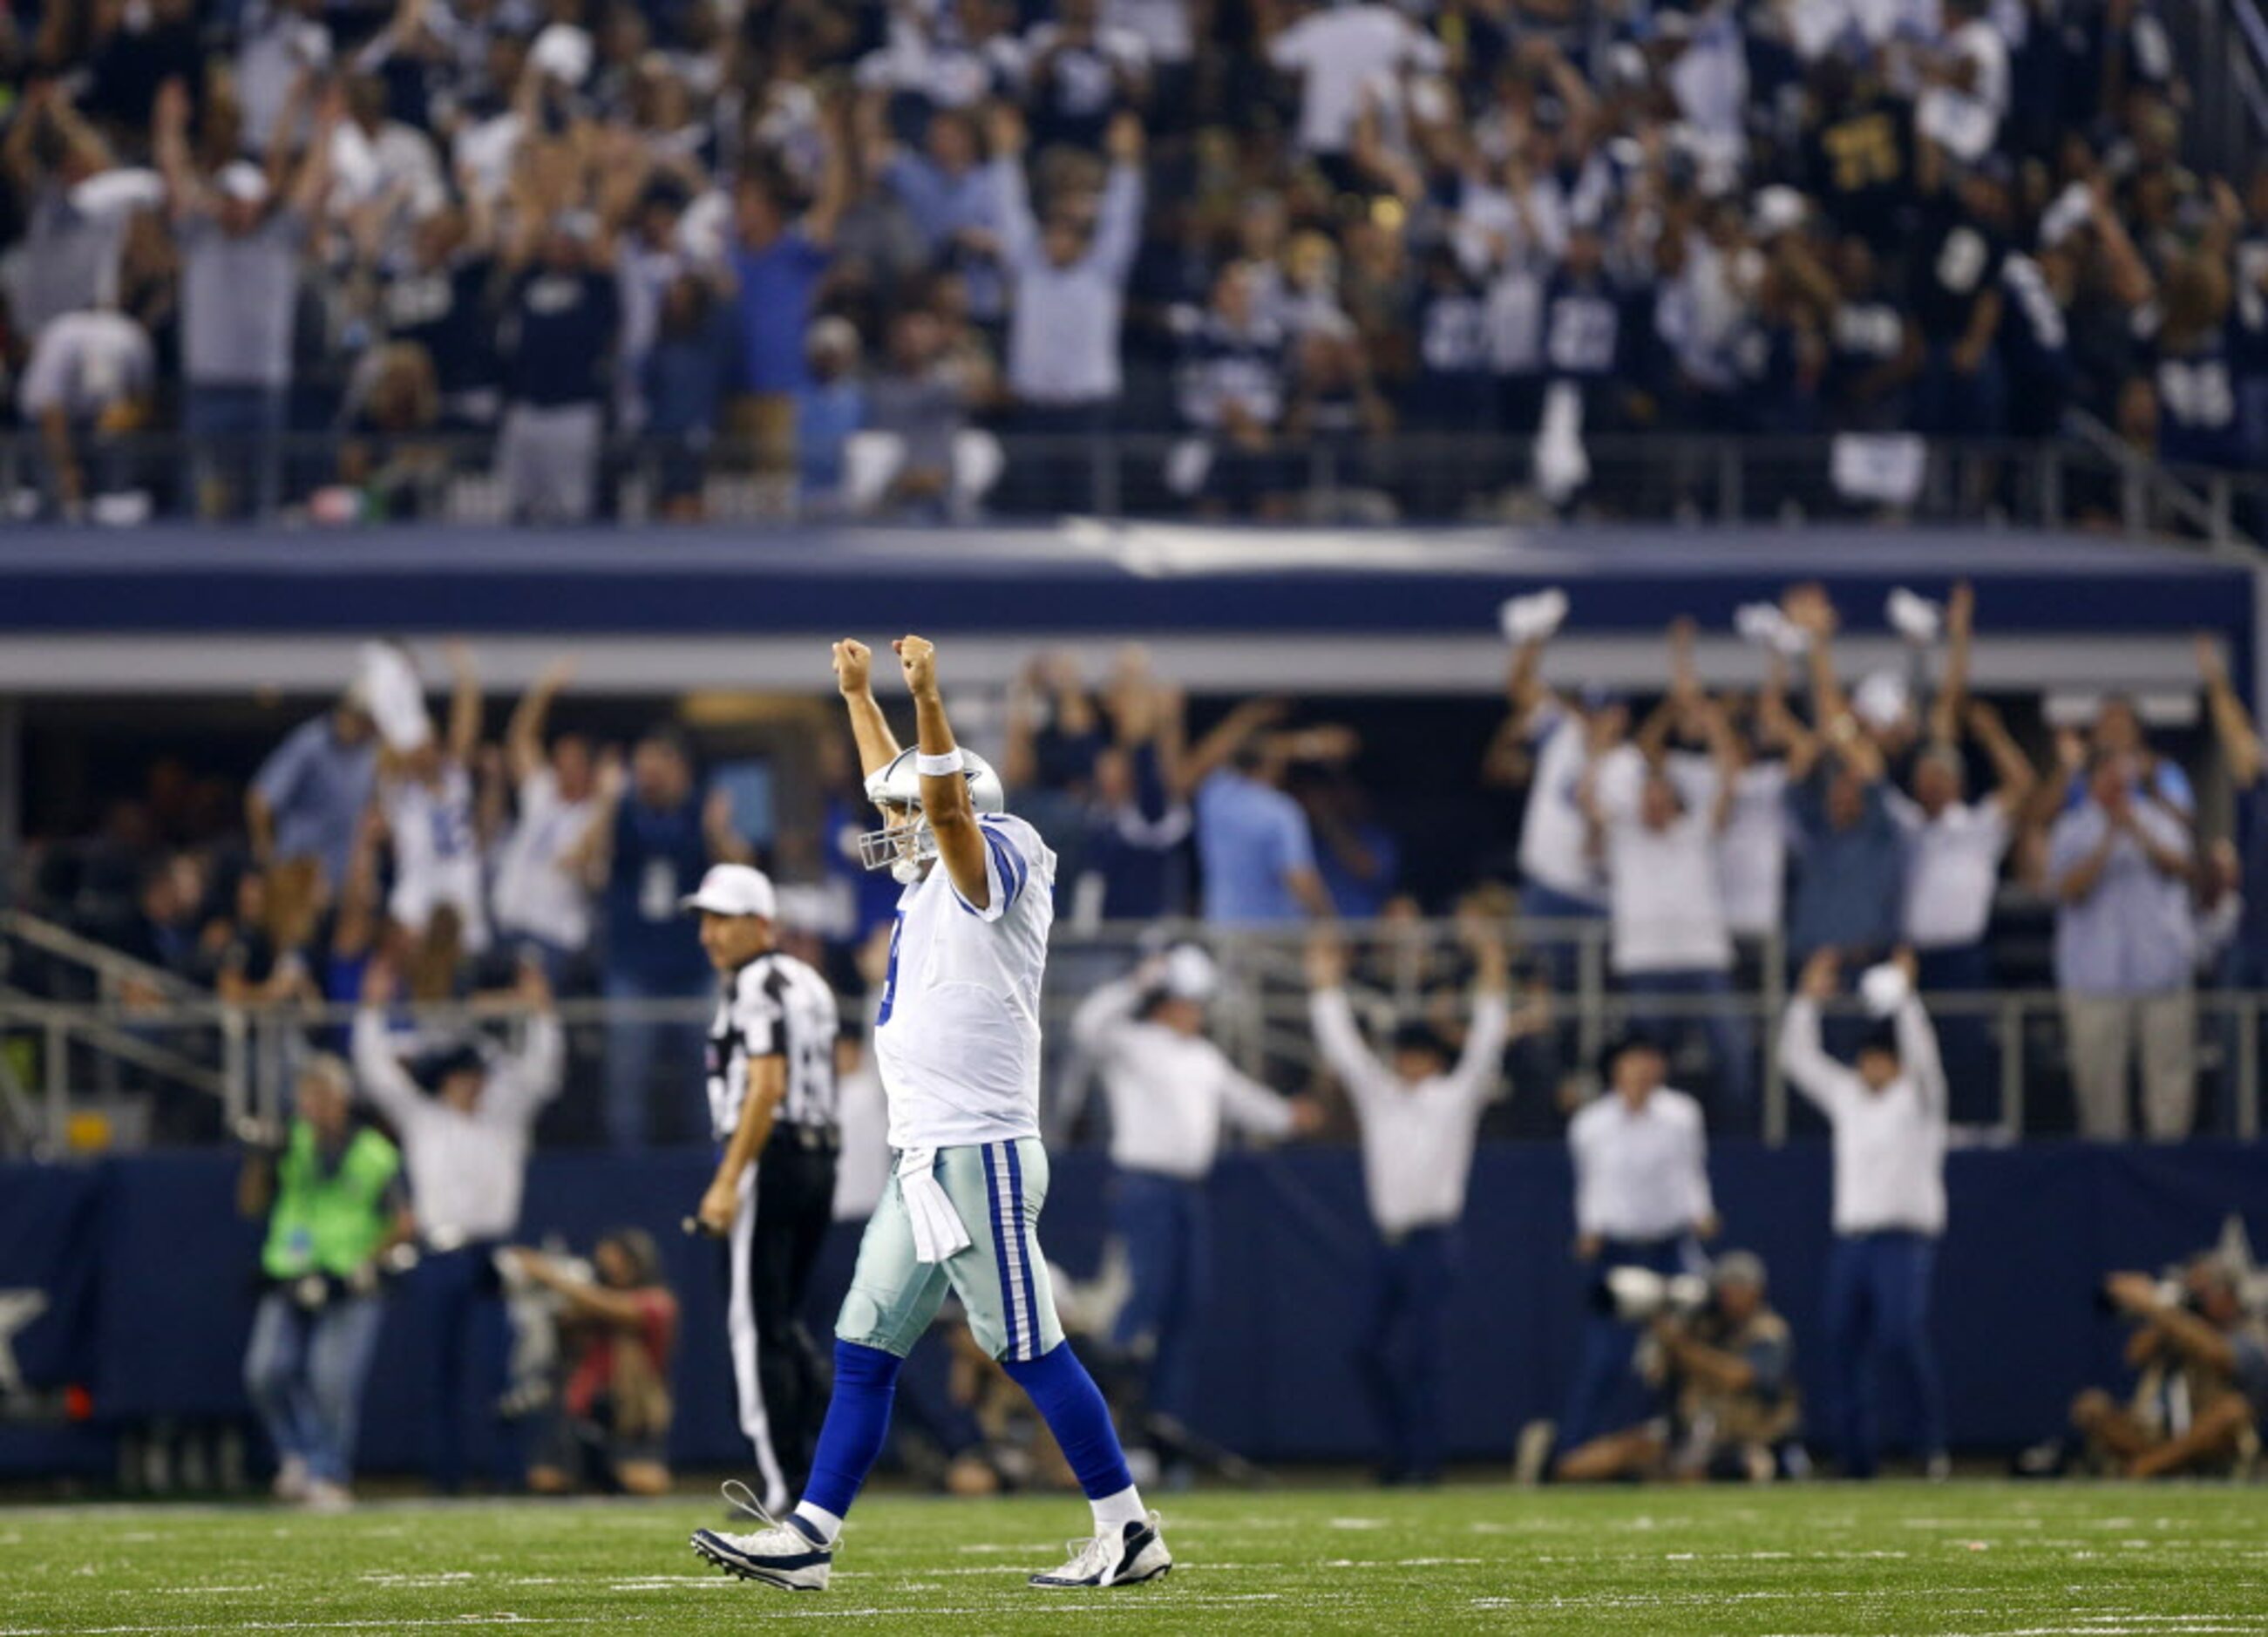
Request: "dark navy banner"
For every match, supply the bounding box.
[4,1142,2266,1476]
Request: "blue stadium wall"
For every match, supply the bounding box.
[7,1142,2268,1477]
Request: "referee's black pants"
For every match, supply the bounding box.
[724,1133,837,1495]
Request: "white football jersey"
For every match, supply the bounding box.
[384,761,488,953]
[873,811,1056,1149]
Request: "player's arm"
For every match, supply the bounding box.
[697,1055,785,1236]
[894,634,992,907]
[833,638,904,778]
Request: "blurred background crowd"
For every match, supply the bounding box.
[10,580,2265,1151]
[3,0,2266,526]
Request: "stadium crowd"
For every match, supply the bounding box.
[11,581,2258,1145]
[3,0,2266,523]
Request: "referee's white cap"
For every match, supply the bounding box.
[681,864,777,920]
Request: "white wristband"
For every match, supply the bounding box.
[915,750,965,777]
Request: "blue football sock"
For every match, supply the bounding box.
[798,1340,902,1523]
[1002,1341,1137,1504]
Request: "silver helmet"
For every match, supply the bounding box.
[857,747,1006,883]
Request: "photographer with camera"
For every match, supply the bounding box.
[2065,1258,2268,1478]
[238,1055,408,1511]
[1778,947,1950,1480]
[1540,1252,1804,1484]
[505,1230,680,1498]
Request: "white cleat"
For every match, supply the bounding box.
[689,1481,833,1592]
[1029,1512,1171,1588]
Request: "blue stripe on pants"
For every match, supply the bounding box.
[1824,1230,1945,1477]
[1002,1140,1040,1361]
[983,1145,1027,1361]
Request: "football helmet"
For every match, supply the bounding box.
[856,747,1006,883]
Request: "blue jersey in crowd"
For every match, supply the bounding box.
[603,796,711,985]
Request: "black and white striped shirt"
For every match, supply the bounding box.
[705,951,841,1141]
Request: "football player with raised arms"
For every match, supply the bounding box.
[690,634,1170,1592]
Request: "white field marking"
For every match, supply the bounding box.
[356,1570,476,1585]
[1324,1517,1389,1530]
[104,1586,268,1596]
[1914,1629,2267,1636]
[1315,1558,1485,1569]
[950,1541,1060,1554]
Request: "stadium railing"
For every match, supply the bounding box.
[3,916,2260,1157]
[6,430,2263,549]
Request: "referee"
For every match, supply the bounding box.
[685,865,842,1515]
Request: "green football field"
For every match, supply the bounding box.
[4,1482,2266,1635]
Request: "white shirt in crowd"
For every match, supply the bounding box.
[1106,0,1193,64]
[873,812,1056,1150]
[1592,751,1733,976]
[1916,14,2010,162]
[492,768,597,951]
[1266,2,1444,154]
[1718,760,1789,939]
[1310,987,1510,1236]
[351,1009,562,1244]
[17,310,154,420]
[995,158,1143,406]
[1886,791,2011,950]
[1778,996,1948,1237]
[383,761,489,953]
[1567,1086,1715,1243]
[1518,708,1605,904]
[328,118,445,224]
[1071,974,1296,1181]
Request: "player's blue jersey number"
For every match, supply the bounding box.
[876,910,905,1026]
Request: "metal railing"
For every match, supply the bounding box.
[5,430,2263,550]
[0,909,230,1152]
[3,917,2259,1155]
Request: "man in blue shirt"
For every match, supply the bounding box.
[1782,587,1905,967]
[1785,757,1905,965]
[2047,748,2197,1140]
[248,696,379,897]
[571,728,752,1148]
[727,119,847,492]
[1178,700,1334,926]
